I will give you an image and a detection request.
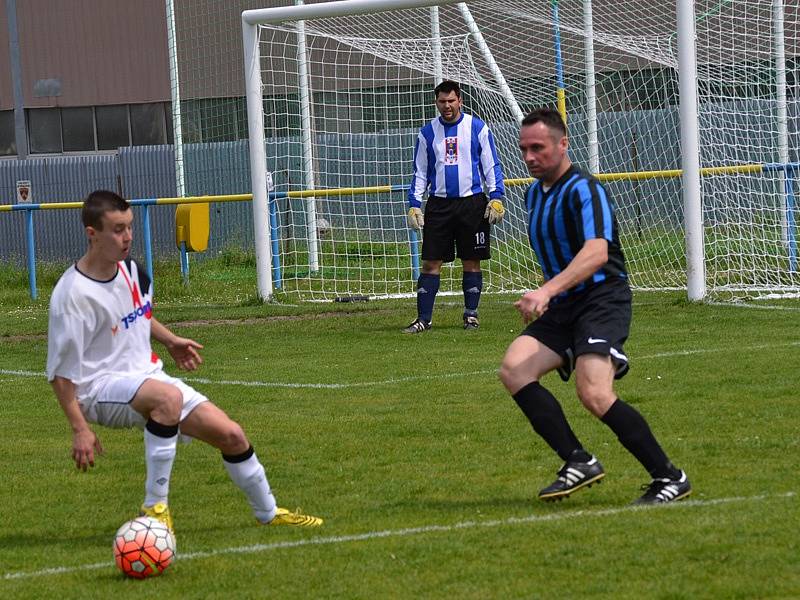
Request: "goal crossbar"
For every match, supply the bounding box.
[243,0,463,26]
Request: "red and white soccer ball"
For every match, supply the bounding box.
[113,516,176,579]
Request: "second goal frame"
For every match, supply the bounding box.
[241,0,798,302]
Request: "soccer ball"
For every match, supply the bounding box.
[113,516,176,579]
[316,217,331,237]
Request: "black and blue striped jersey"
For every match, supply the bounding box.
[525,165,627,299]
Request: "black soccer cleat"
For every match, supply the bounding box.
[633,470,692,505]
[463,315,480,330]
[402,318,432,334]
[538,456,605,501]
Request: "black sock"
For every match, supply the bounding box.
[512,382,589,462]
[222,445,254,464]
[601,399,681,479]
[145,418,179,438]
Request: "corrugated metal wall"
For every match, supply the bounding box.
[185,141,255,254]
[0,143,259,265]
[0,154,118,262]
[0,101,797,266]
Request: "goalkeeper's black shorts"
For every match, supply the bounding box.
[421,193,490,262]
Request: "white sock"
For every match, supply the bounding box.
[223,448,277,523]
[143,424,178,506]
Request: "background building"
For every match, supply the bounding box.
[0,0,335,158]
[0,0,175,157]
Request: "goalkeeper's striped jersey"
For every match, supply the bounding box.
[47,258,162,397]
[408,113,505,208]
[525,166,627,299]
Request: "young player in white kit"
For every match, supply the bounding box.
[47,190,322,531]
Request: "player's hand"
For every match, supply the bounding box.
[514,289,552,323]
[167,336,204,371]
[484,198,505,225]
[72,428,104,471]
[407,207,424,231]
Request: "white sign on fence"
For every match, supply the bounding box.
[16,180,32,204]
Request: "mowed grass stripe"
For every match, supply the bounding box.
[2,339,798,389]
[4,491,795,581]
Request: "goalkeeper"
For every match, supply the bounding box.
[404,80,506,333]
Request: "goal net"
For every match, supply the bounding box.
[235,0,799,301]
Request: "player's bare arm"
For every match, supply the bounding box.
[515,238,609,322]
[51,376,104,471]
[150,318,204,371]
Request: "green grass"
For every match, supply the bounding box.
[1,263,799,598]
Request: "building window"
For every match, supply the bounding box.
[181,97,248,143]
[131,102,167,146]
[29,108,62,153]
[165,104,174,145]
[96,104,130,150]
[61,107,95,152]
[19,102,177,155]
[0,110,16,156]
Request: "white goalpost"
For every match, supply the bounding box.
[677,0,705,301]
[238,0,799,302]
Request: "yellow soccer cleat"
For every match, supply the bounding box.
[139,502,174,534]
[265,507,323,527]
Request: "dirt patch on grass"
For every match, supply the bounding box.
[1,308,395,340]
[169,308,393,329]
[1,333,46,342]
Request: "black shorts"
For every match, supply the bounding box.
[520,277,632,381]
[421,194,491,262]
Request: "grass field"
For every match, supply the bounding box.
[1,261,799,599]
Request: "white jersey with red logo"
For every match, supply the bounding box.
[46,258,162,399]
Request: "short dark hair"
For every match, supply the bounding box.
[521,108,567,137]
[81,190,130,229]
[434,80,461,98]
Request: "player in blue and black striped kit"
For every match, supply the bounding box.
[403,80,506,333]
[499,108,692,505]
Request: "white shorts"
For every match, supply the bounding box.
[79,370,208,430]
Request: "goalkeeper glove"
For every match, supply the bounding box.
[484,198,505,225]
[407,207,425,231]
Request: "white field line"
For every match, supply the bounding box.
[2,340,799,390]
[3,491,795,581]
[707,301,800,311]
